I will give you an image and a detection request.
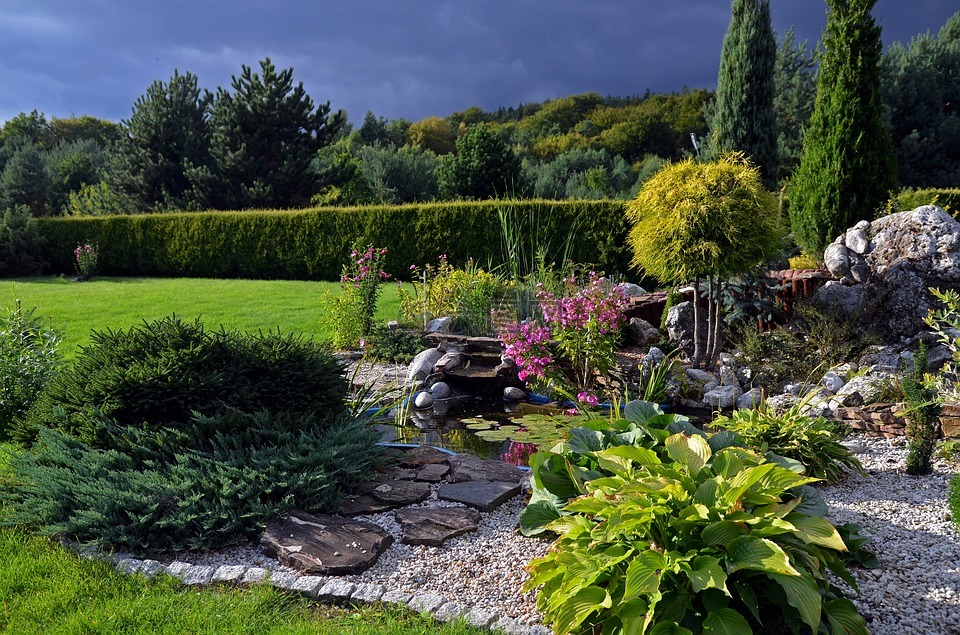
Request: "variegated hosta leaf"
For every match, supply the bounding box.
[726,535,801,576]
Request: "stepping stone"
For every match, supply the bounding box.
[361,480,431,506]
[395,507,482,546]
[338,494,396,517]
[436,480,521,512]
[448,454,524,483]
[384,467,417,480]
[398,445,452,467]
[415,463,449,483]
[260,510,393,575]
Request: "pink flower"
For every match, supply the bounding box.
[577,392,599,407]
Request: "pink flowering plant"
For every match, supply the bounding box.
[73,242,99,279]
[500,272,629,401]
[323,243,390,349]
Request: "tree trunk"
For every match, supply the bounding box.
[692,277,702,368]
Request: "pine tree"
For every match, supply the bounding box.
[436,125,520,199]
[709,0,779,188]
[208,58,346,210]
[0,144,49,216]
[788,0,898,255]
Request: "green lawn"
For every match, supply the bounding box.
[1,276,404,359]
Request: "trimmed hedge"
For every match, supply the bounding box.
[896,188,960,215]
[37,200,632,281]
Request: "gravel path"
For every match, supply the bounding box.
[140,433,960,634]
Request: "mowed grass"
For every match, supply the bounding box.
[0,527,486,635]
[1,276,405,360]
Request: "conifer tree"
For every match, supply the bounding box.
[788,0,898,255]
[709,0,779,188]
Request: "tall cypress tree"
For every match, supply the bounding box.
[710,0,779,188]
[788,0,898,255]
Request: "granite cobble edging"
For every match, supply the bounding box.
[69,543,550,635]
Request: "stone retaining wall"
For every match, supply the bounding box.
[833,403,960,439]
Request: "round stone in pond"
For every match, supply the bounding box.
[429,381,452,399]
[503,386,527,401]
[413,391,434,409]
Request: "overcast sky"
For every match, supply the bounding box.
[0,1,956,128]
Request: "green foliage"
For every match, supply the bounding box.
[712,402,865,483]
[106,70,212,214]
[627,155,785,366]
[903,342,941,476]
[710,0,779,187]
[895,188,960,215]
[526,147,635,200]
[2,413,383,553]
[43,138,109,216]
[322,244,390,349]
[0,204,46,276]
[882,12,960,188]
[436,125,521,199]
[788,0,898,255]
[521,401,867,634]
[407,116,456,155]
[775,28,818,181]
[399,256,506,335]
[363,324,425,364]
[0,144,49,216]
[207,58,346,210]
[0,301,60,439]
[16,315,347,448]
[35,199,632,281]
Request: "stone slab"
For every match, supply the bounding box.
[436,480,521,512]
[415,463,450,483]
[268,571,299,591]
[165,561,193,579]
[291,575,326,597]
[397,445,452,467]
[464,608,499,629]
[116,557,142,575]
[449,454,523,483]
[381,590,413,605]
[408,592,449,614]
[139,560,165,577]
[339,494,397,516]
[318,579,357,601]
[212,565,247,583]
[351,582,385,602]
[395,507,481,547]
[433,601,467,622]
[260,510,394,575]
[181,565,214,586]
[241,567,269,583]
[359,480,432,506]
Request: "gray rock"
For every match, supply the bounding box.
[212,565,247,583]
[425,317,453,333]
[835,372,892,406]
[116,557,142,574]
[665,301,704,357]
[408,593,449,614]
[413,391,434,409]
[464,608,500,629]
[139,560,165,578]
[267,571,299,591]
[845,226,871,254]
[397,445,452,467]
[736,387,763,410]
[859,346,901,372]
[364,480,432,506]
[318,579,357,601]
[182,565,215,586]
[821,371,847,395]
[813,281,866,318]
[686,368,716,384]
[702,385,742,409]
[618,282,647,297]
[381,590,413,605]
[383,466,417,480]
[260,510,394,575]
[351,583,385,603]
[395,507,482,546]
[433,601,467,622]
[407,348,444,383]
[719,365,739,388]
[448,454,524,483]
[428,381,451,399]
[824,243,851,278]
[291,575,326,597]
[926,344,953,371]
[242,567,269,583]
[434,352,466,372]
[503,386,527,401]
[415,463,449,483]
[765,394,796,414]
[643,347,666,368]
[783,382,815,397]
[338,494,397,516]
[437,480,522,512]
[854,219,871,231]
[165,561,193,579]
[626,317,661,347]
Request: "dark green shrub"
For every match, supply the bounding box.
[712,401,866,483]
[895,188,960,215]
[35,200,632,281]
[521,400,868,634]
[0,302,60,439]
[16,316,347,448]
[0,204,45,277]
[364,324,424,364]
[903,342,940,476]
[1,412,384,553]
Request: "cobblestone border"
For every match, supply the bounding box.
[77,544,550,635]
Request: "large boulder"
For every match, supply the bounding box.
[814,206,960,339]
[665,301,706,358]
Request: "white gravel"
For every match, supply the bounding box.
[148,434,960,633]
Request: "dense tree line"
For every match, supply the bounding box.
[0,10,957,218]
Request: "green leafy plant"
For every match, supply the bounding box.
[323,243,390,349]
[363,323,425,364]
[0,300,60,440]
[521,402,868,634]
[72,241,99,279]
[16,315,347,448]
[903,341,940,476]
[712,401,866,483]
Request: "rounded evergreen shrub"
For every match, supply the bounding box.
[16,315,347,447]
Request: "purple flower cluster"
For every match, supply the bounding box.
[536,272,628,335]
[499,321,553,381]
[499,441,539,467]
[342,246,390,287]
[73,242,99,278]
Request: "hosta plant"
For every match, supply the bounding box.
[522,400,868,634]
[711,401,865,483]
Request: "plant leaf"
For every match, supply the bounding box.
[519,499,563,536]
[702,608,752,634]
[623,550,668,600]
[665,433,712,477]
[701,520,747,546]
[786,514,847,551]
[708,430,744,452]
[791,485,829,517]
[770,572,822,632]
[567,427,604,454]
[824,598,869,635]
[685,555,729,594]
[726,536,800,576]
[624,400,662,424]
[553,585,612,635]
[649,623,693,635]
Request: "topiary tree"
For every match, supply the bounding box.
[709,0,780,188]
[788,0,897,255]
[627,154,785,368]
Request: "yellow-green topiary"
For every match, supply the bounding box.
[627,154,785,367]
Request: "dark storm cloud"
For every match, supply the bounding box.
[0,0,957,127]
